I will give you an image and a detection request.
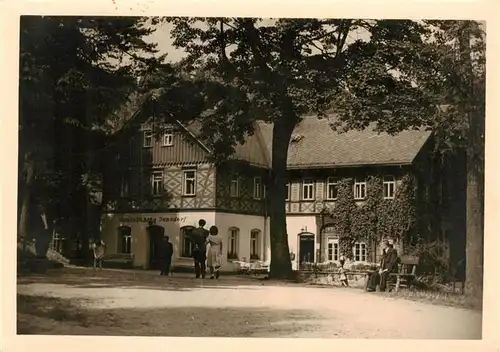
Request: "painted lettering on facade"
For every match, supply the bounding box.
[119,216,187,224]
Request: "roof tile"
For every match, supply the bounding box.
[187,115,430,168]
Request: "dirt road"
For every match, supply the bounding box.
[17,269,482,339]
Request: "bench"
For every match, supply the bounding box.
[389,255,419,292]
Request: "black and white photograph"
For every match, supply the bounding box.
[4,0,495,346]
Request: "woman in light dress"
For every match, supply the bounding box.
[205,225,223,279]
[92,239,106,270]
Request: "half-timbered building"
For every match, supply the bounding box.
[99,103,460,272]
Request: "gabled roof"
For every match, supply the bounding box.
[257,116,431,168]
[183,115,430,169]
[111,91,431,169]
[183,120,270,168]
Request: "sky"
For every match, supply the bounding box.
[145,22,185,62]
[144,19,370,63]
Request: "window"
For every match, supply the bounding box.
[354,178,367,200]
[383,175,396,199]
[253,177,262,199]
[263,184,267,199]
[250,230,261,260]
[162,132,174,146]
[285,182,290,200]
[230,174,239,197]
[228,228,239,259]
[183,170,196,196]
[327,238,339,261]
[118,226,132,254]
[353,242,367,262]
[180,226,195,257]
[302,179,315,200]
[151,171,163,196]
[143,130,153,147]
[326,177,338,200]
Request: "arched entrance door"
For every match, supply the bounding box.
[147,225,165,270]
[298,232,315,265]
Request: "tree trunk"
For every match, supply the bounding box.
[34,207,53,258]
[460,23,484,302]
[18,151,35,250]
[268,118,295,279]
[465,108,484,301]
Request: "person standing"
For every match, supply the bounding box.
[206,225,223,279]
[92,239,106,270]
[159,235,174,276]
[339,256,349,287]
[189,219,210,279]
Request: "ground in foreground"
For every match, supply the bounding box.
[17,267,482,338]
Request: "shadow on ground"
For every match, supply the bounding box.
[17,294,328,337]
[17,267,294,292]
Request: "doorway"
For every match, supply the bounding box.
[298,233,315,264]
[147,225,165,270]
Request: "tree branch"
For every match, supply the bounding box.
[236,18,274,76]
[336,20,353,57]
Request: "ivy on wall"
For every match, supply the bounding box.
[330,178,358,259]
[329,173,418,261]
[390,174,418,246]
[361,176,385,260]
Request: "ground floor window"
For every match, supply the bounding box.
[181,226,195,257]
[327,238,339,261]
[118,226,132,254]
[228,227,239,259]
[250,229,261,260]
[353,242,367,262]
[323,239,366,262]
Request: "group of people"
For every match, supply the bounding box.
[157,219,224,279]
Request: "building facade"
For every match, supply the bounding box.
[100,112,438,271]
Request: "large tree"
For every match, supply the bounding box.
[18,16,163,254]
[333,20,485,300]
[161,18,439,279]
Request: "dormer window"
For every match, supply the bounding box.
[290,134,304,143]
[163,132,174,147]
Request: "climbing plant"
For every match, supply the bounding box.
[359,176,385,260]
[330,178,358,259]
[374,173,418,249]
[391,174,418,247]
[330,173,418,262]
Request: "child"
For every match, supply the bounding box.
[92,239,106,270]
[339,256,349,287]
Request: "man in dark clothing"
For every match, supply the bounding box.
[366,240,399,292]
[189,219,210,278]
[159,235,174,276]
[378,242,399,291]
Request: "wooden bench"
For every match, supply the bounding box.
[389,255,419,292]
